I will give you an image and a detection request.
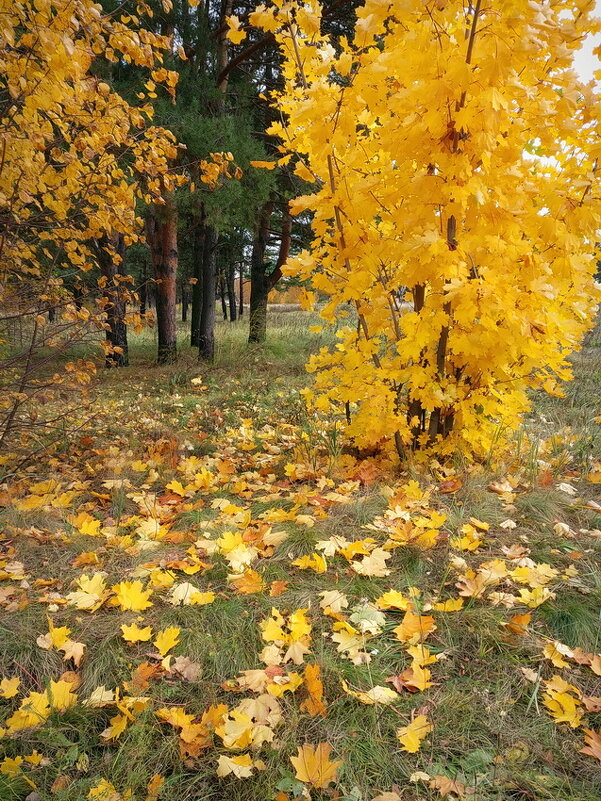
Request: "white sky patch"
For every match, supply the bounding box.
[572,0,601,82]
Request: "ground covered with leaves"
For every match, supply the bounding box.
[2,313,601,801]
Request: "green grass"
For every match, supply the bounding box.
[1,310,601,801]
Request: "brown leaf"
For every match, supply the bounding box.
[582,696,601,713]
[169,656,201,682]
[439,477,462,494]
[581,729,601,761]
[269,580,289,597]
[429,775,466,798]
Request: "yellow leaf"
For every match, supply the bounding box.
[48,679,78,710]
[121,623,153,643]
[290,742,342,789]
[226,15,247,45]
[250,160,277,170]
[301,664,327,717]
[216,753,254,778]
[397,714,433,753]
[153,626,180,656]
[0,677,20,699]
[543,641,573,669]
[394,611,437,644]
[112,580,153,611]
[292,553,327,573]
[341,679,399,705]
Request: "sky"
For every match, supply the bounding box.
[573,1,601,81]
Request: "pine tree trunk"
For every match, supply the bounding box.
[239,267,244,317]
[248,201,274,344]
[227,263,237,322]
[181,281,188,322]
[98,232,129,368]
[139,260,147,317]
[199,225,218,361]
[146,197,178,365]
[219,270,228,320]
[190,207,206,347]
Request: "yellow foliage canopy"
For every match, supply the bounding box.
[251,0,601,460]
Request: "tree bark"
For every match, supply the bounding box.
[98,232,129,368]
[248,200,274,344]
[248,204,291,344]
[190,206,206,347]
[219,269,228,320]
[181,280,188,322]
[239,266,244,317]
[199,225,218,361]
[227,262,237,322]
[146,196,178,365]
[139,259,147,317]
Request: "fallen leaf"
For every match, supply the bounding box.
[397,714,433,753]
[290,742,342,789]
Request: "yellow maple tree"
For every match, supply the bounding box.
[249,0,601,461]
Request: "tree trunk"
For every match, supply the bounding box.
[181,281,188,322]
[239,266,244,317]
[190,206,206,347]
[146,196,178,365]
[227,263,237,322]
[199,225,218,361]
[219,270,228,320]
[248,201,274,344]
[139,259,147,317]
[98,232,129,368]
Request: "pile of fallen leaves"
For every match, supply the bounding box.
[1,380,601,800]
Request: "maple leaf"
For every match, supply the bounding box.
[269,580,288,597]
[66,572,108,611]
[429,775,466,798]
[341,679,399,705]
[582,695,601,713]
[88,779,122,801]
[581,728,601,761]
[101,712,130,741]
[84,686,115,707]
[112,580,153,611]
[301,664,327,717]
[145,774,164,801]
[216,753,254,778]
[397,714,433,753]
[153,626,181,656]
[225,15,247,46]
[60,639,86,666]
[394,611,437,645]
[543,687,582,728]
[169,656,202,682]
[48,679,78,710]
[505,612,531,636]
[0,676,20,698]
[543,641,573,668]
[351,548,391,577]
[291,553,327,573]
[121,623,153,643]
[319,589,349,614]
[230,570,266,594]
[168,582,215,606]
[290,742,342,788]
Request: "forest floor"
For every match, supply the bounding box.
[1,310,601,801]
